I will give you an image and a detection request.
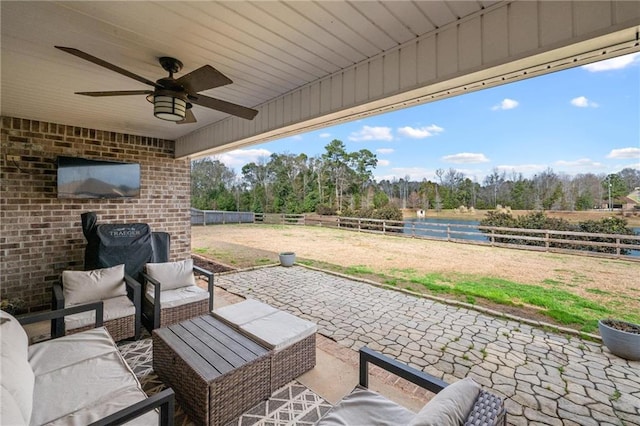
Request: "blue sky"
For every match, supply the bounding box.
[216,52,640,183]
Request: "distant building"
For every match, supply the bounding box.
[621,189,640,211]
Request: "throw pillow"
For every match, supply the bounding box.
[408,377,481,426]
[62,264,126,306]
[145,258,196,291]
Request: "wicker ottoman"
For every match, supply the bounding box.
[213,299,317,393]
[152,315,271,426]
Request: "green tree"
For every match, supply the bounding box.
[191,158,236,209]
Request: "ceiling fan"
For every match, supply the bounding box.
[55,46,258,123]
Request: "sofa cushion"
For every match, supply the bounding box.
[1,386,27,426]
[28,327,155,425]
[28,327,117,376]
[213,299,279,327]
[63,295,135,331]
[145,284,208,308]
[0,311,34,425]
[62,264,127,306]
[146,259,196,291]
[239,310,317,351]
[317,386,415,426]
[407,377,481,426]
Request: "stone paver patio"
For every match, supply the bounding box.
[216,265,640,426]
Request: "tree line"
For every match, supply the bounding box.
[191,139,640,214]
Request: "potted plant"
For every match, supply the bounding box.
[0,298,26,315]
[598,319,640,361]
[279,252,296,267]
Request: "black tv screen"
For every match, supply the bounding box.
[57,156,140,199]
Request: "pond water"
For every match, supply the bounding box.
[403,218,640,257]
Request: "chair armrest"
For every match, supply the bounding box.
[359,346,448,394]
[52,283,65,309]
[88,388,175,426]
[18,302,104,328]
[193,265,214,311]
[142,271,163,330]
[124,274,142,340]
[51,284,66,338]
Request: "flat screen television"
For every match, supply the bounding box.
[57,156,141,199]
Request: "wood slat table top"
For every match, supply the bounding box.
[154,314,270,381]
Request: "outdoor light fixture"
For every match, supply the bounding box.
[146,92,188,122]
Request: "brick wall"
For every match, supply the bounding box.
[0,116,191,312]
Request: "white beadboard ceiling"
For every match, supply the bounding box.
[0,0,498,141]
[1,1,639,157]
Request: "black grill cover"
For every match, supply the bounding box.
[81,212,153,280]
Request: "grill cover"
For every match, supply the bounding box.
[81,212,153,280]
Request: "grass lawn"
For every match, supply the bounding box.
[192,224,640,335]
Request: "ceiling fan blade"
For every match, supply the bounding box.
[176,65,232,94]
[177,109,197,124]
[190,94,258,120]
[75,90,153,97]
[55,46,160,88]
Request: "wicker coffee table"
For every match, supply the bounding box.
[152,315,271,426]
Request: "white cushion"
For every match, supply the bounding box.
[317,386,415,426]
[408,377,481,426]
[0,311,34,424]
[63,295,135,331]
[145,284,208,309]
[213,299,279,327]
[146,259,196,291]
[28,327,153,425]
[62,264,127,306]
[28,327,117,376]
[239,310,317,351]
[1,386,27,426]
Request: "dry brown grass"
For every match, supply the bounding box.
[192,223,640,332]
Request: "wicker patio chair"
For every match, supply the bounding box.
[142,258,214,330]
[51,264,142,342]
[316,346,507,426]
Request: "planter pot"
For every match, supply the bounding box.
[598,319,640,361]
[279,252,296,267]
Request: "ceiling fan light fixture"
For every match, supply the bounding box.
[148,93,187,122]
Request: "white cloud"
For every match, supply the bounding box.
[348,125,393,142]
[214,148,271,168]
[377,159,390,167]
[491,98,519,111]
[570,96,598,108]
[291,135,303,141]
[397,125,444,139]
[441,153,490,164]
[554,158,604,169]
[606,147,640,159]
[582,52,640,72]
[319,133,331,138]
[376,148,395,154]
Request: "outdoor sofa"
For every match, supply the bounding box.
[316,347,506,426]
[0,302,174,425]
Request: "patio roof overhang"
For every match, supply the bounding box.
[1,1,639,159]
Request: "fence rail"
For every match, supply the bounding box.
[191,211,640,261]
[191,209,254,225]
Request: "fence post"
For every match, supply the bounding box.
[616,238,620,257]
[358,218,361,232]
[447,225,450,242]
[383,220,386,234]
[491,229,494,246]
[545,231,549,251]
